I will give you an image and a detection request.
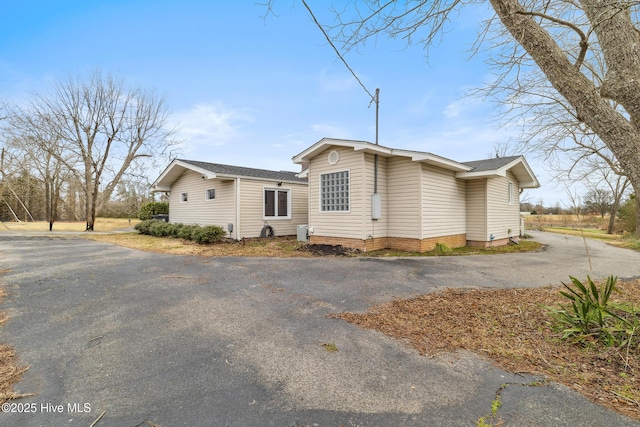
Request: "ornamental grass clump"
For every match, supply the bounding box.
[548,276,640,349]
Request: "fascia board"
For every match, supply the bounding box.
[152,160,217,189]
[411,154,472,172]
[215,174,306,185]
[292,138,379,163]
[456,170,501,179]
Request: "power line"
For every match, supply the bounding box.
[301,0,376,106]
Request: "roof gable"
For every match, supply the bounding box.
[462,156,522,172]
[152,159,307,191]
[292,138,539,189]
[292,138,472,172]
[457,155,539,188]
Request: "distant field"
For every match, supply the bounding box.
[0,218,139,232]
[524,213,610,229]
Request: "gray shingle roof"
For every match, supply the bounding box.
[179,159,307,183]
[462,156,522,172]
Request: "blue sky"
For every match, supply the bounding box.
[1,0,563,205]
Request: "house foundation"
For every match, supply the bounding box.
[309,233,468,253]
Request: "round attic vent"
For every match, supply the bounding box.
[328,150,340,165]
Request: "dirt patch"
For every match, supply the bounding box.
[333,279,640,421]
[297,243,360,257]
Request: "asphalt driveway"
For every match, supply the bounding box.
[0,231,639,426]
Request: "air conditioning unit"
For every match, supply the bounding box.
[297,224,309,242]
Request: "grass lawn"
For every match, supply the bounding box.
[541,226,622,240]
[539,226,640,252]
[84,232,543,257]
[0,218,139,232]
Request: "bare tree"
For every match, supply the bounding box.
[300,0,640,236]
[3,112,75,228]
[578,160,630,232]
[583,188,612,217]
[10,70,178,230]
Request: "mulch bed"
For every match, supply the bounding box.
[332,279,640,421]
[298,243,360,256]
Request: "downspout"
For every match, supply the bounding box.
[370,88,380,251]
[235,177,241,240]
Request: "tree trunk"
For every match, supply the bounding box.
[489,0,640,237]
[635,182,640,236]
[607,199,619,234]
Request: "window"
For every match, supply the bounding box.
[181,192,188,203]
[206,188,216,200]
[508,182,514,205]
[264,188,290,219]
[320,170,349,211]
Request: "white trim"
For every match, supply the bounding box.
[263,186,292,220]
[292,138,472,172]
[205,187,216,201]
[318,169,351,213]
[180,192,188,203]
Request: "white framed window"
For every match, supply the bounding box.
[205,188,216,201]
[508,182,514,205]
[264,188,290,219]
[181,192,188,203]
[320,170,350,212]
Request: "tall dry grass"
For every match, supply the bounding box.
[0,218,139,232]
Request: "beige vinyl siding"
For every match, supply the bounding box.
[308,146,364,239]
[486,171,521,239]
[421,164,466,238]
[466,179,487,241]
[168,170,236,234]
[238,179,308,238]
[387,157,421,238]
[362,153,388,239]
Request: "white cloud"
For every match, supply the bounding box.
[442,100,462,118]
[442,96,485,119]
[318,67,358,92]
[171,103,254,151]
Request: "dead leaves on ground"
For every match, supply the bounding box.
[333,279,640,421]
[0,271,33,408]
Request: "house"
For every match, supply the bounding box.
[292,138,539,252]
[151,159,308,239]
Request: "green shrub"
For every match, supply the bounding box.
[617,194,636,234]
[136,221,225,244]
[177,224,199,240]
[434,242,452,254]
[138,201,169,221]
[169,223,184,238]
[191,225,226,244]
[134,219,157,235]
[149,221,173,237]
